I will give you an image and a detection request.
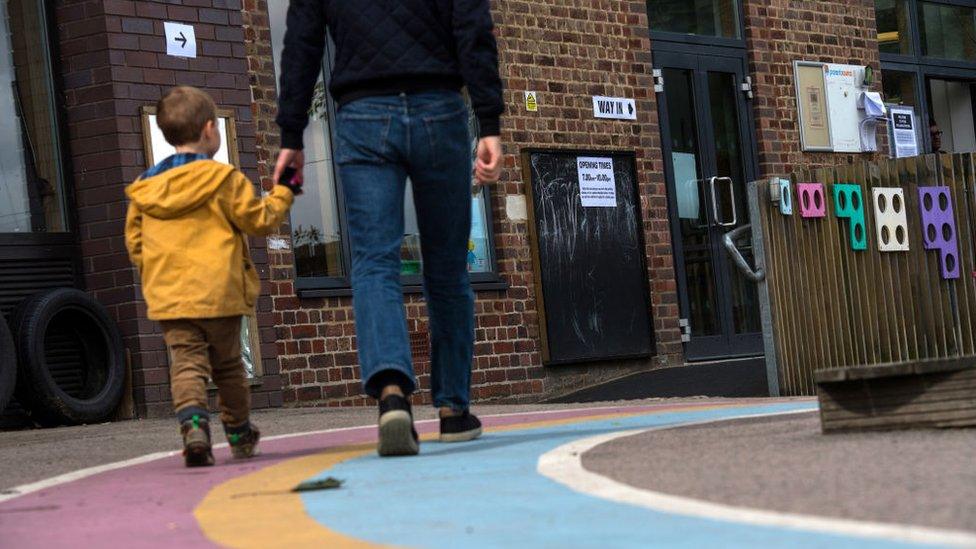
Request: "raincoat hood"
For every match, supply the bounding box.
[126,160,235,220]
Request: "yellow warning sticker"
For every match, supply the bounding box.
[525,91,538,112]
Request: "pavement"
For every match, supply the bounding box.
[0,397,973,548]
[583,413,976,532]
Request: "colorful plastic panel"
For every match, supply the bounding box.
[779,179,793,215]
[833,183,867,250]
[872,188,909,252]
[798,183,826,218]
[918,186,960,279]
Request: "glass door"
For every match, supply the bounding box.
[656,51,762,361]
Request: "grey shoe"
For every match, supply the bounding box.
[181,415,215,467]
[226,422,261,459]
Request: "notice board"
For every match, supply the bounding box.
[523,150,654,364]
[824,64,863,153]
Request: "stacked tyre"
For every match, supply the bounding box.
[0,315,15,415]
[5,289,125,426]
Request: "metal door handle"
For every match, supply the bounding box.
[723,224,764,282]
[710,176,738,228]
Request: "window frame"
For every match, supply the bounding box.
[878,0,976,153]
[290,40,507,299]
[0,0,72,236]
[646,0,747,49]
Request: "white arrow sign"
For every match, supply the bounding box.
[164,22,197,59]
[592,96,637,120]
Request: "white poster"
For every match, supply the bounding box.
[148,114,231,166]
[824,64,863,153]
[577,157,616,208]
[889,105,919,159]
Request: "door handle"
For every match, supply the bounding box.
[709,176,738,228]
[722,224,764,282]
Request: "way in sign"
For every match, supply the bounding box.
[596,100,632,117]
[592,96,637,120]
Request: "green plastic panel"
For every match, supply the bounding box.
[832,183,867,250]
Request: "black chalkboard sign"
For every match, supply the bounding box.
[523,150,654,364]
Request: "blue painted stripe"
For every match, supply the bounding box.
[300,403,928,548]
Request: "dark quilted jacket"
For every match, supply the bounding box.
[276,0,504,149]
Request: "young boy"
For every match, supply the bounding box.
[125,86,301,466]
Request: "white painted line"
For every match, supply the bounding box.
[1,402,763,504]
[0,450,178,504]
[537,411,976,548]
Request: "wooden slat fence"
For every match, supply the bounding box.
[753,153,976,396]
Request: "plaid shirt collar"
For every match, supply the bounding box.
[140,153,209,180]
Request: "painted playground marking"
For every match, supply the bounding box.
[537,411,976,548]
[286,402,955,549]
[7,400,964,548]
[0,404,687,505]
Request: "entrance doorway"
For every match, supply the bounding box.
[656,50,762,361]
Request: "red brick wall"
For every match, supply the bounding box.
[56,0,281,417]
[243,0,684,408]
[744,0,885,177]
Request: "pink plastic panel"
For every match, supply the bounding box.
[798,183,826,218]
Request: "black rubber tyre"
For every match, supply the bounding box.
[0,315,15,414]
[12,288,125,426]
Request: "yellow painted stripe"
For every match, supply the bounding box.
[195,403,730,548]
[195,443,384,548]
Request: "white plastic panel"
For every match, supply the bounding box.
[872,187,909,252]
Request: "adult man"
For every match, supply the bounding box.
[274,1,504,456]
[929,118,944,153]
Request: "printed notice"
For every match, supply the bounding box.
[577,157,616,208]
[889,105,919,158]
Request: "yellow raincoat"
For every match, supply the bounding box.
[125,160,293,320]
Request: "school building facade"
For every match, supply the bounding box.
[2,0,970,417]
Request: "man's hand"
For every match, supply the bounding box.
[274,149,305,188]
[475,136,502,184]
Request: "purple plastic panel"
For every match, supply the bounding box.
[918,186,960,279]
[798,183,826,218]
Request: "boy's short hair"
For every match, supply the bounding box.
[156,86,217,146]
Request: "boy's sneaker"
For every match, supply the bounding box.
[181,415,215,467]
[226,422,261,459]
[377,394,419,457]
[440,410,482,443]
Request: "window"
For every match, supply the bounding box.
[876,0,913,55]
[882,69,919,106]
[918,1,976,61]
[647,0,740,39]
[269,2,345,280]
[268,1,499,291]
[0,0,67,234]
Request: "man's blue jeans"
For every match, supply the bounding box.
[334,91,475,411]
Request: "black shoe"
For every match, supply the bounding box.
[440,410,482,443]
[377,394,419,456]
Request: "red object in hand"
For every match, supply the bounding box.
[278,166,303,195]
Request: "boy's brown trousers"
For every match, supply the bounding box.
[161,317,249,427]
